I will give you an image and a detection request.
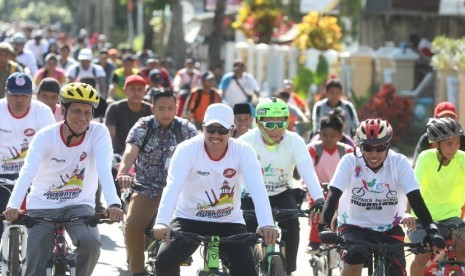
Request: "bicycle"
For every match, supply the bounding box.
[423,222,465,276]
[243,208,311,276]
[158,231,260,276]
[337,236,423,276]
[0,178,27,276]
[18,213,112,276]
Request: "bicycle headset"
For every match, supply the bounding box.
[255,97,290,145]
[426,117,464,171]
[354,118,393,172]
[59,82,100,146]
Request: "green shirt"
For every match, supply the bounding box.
[414,149,465,221]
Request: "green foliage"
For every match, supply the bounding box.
[7,1,72,26]
[293,56,329,100]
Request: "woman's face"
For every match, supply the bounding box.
[361,143,390,168]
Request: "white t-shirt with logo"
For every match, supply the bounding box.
[155,134,274,227]
[65,64,106,80]
[7,122,120,209]
[0,99,55,176]
[239,128,323,199]
[331,149,419,231]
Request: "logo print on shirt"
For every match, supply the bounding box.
[24,128,35,137]
[197,171,210,176]
[223,168,236,178]
[79,152,87,161]
[355,165,361,177]
[362,179,390,193]
[195,180,234,219]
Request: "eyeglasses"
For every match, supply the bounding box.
[260,121,287,130]
[362,144,390,153]
[204,125,231,135]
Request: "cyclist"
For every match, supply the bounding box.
[117,87,197,276]
[318,118,445,276]
[406,118,465,276]
[153,103,279,276]
[0,72,55,238]
[3,82,124,276]
[239,97,325,275]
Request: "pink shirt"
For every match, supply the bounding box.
[53,104,64,122]
[308,143,353,184]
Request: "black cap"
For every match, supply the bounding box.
[233,103,252,115]
[201,71,214,81]
[37,77,61,94]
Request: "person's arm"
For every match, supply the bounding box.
[311,102,320,134]
[321,186,343,226]
[294,136,324,200]
[116,143,139,189]
[346,101,359,136]
[94,125,120,207]
[104,104,117,141]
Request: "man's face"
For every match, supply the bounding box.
[203,123,231,153]
[6,92,32,116]
[63,102,93,133]
[259,117,287,145]
[60,48,70,58]
[234,114,252,133]
[151,96,177,129]
[80,60,91,70]
[125,84,146,104]
[361,143,390,168]
[326,87,343,106]
[37,91,59,111]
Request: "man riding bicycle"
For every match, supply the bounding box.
[239,97,325,275]
[3,82,123,276]
[406,118,465,276]
[318,118,444,276]
[153,103,279,276]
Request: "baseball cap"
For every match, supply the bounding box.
[201,71,214,81]
[125,75,147,87]
[6,72,33,95]
[434,101,457,118]
[37,77,60,94]
[283,79,293,87]
[122,53,135,62]
[78,48,93,61]
[149,69,163,84]
[203,104,234,128]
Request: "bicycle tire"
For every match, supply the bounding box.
[8,228,21,276]
[268,255,285,276]
[252,244,263,275]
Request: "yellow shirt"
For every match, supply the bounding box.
[414,149,465,221]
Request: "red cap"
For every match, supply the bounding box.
[434,101,457,118]
[125,75,147,87]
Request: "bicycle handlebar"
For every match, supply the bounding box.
[242,208,311,221]
[339,237,424,252]
[1,213,113,228]
[0,178,15,185]
[170,231,261,245]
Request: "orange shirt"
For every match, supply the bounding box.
[185,88,221,122]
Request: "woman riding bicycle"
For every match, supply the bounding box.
[4,82,123,276]
[318,118,444,276]
[406,117,465,276]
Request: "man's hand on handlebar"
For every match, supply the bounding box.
[257,226,279,245]
[153,224,173,243]
[103,205,124,222]
[2,207,20,222]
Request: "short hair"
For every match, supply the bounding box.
[325,78,342,92]
[275,90,290,101]
[148,87,176,104]
[320,113,344,133]
[328,107,346,122]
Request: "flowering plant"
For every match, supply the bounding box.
[358,84,413,145]
[231,0,293,44]
[293,12,342,53]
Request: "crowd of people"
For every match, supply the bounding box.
[0,25,464,276]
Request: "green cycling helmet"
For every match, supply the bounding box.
[255,97,290,120]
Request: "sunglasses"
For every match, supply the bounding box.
[204,125,231,135]
[260,121,287,130]
[362,144,390,153]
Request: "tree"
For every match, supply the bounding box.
[166,0,186,67]
[208,0,225,71]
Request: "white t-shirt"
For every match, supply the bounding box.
[7,122,121,210]
[65,64,106,80]
[0,99,55,176]
[239,129,323,199]
[155,134,274,227]
[331,149,419,231]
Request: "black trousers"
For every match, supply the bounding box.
[155,218,256,276]
[242,189,300,274]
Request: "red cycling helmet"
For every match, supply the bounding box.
[356,119,393,145]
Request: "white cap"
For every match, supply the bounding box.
[203,104,234,129]
[78,48,93,61]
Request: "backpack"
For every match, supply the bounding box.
[314,141,347,166]
[140,117,185,153]
[188,88,218,114]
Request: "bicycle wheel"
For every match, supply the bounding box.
[53,262,67,276]
[8,228,21,276]
[268,255,285,276]
[252,244,263,275]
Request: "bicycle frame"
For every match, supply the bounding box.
[0,222,28,276]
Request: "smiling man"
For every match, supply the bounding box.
[153,103,279,276]
[318,118,444,276]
